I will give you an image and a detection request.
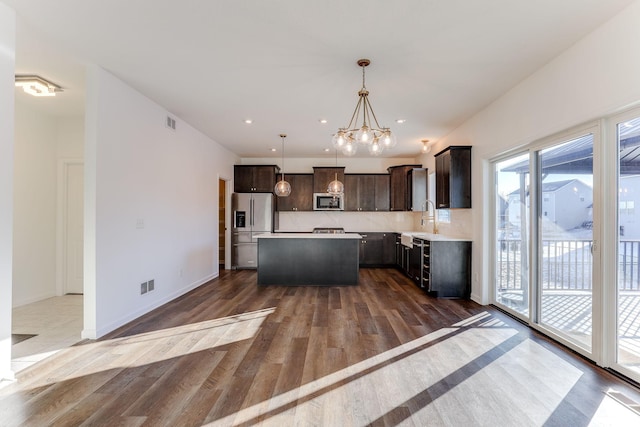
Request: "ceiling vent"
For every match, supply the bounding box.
[165,115,176,131]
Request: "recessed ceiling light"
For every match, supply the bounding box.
[323,148,330,152]
[244,119,253,124]
[270,148,277,152]
[319,119,328,124]
[395,119,406,124]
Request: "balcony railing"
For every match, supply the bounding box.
[497,239,640,291]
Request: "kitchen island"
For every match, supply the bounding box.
[255,233,362,286]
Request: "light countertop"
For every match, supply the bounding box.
[255,233,362,239]
[401,232,471,242]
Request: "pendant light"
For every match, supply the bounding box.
[327,148,344,195]
[274,134,291,197]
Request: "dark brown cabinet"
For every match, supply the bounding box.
[357,232,396,266]
[387,165,427,211]
[374,175,391,211]
[382,232,396,265]
[344,174,389,211]
[422,239,471,298]
[313,167,345,193]
[435,146,471,209]
[234,165,279,193]
[275,174,313,211]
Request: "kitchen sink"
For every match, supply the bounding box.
[400,233,414,248]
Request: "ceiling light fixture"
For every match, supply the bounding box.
[15,75,62,97]
[421,139,431,154]
[274,134,291,197]
[244,119,253,124]
[332,59,396,157]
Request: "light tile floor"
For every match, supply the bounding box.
[10,295,83,373]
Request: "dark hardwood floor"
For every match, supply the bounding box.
[2,268,640,426]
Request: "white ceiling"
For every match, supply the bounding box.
[4,0,635,158]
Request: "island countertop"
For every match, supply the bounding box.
[256,232,362,239]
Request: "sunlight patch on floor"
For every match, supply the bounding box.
[209,312,518,426]
[9,308,275,391]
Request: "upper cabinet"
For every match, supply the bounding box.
[276,174,313,211]
[387,165,426,211]
[313,167,345,193]
[435,146,471,209]
[234,165,280,193]
[344,174,390,211]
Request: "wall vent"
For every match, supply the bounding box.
[165,115,176,131]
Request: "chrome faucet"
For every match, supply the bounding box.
[421,200,439,234]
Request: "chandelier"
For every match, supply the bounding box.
[332,59,396,157]
[274,134,291,197]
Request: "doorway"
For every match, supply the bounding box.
[219,179,227,269]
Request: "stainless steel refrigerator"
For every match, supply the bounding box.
[231,193,275,269]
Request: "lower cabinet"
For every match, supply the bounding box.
[422,239,471,298]
[357,232,396,267]
[396,236,471,299]
[394,233,411,274]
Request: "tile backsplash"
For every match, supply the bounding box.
[276,210,473,238]
[277,211,415,233]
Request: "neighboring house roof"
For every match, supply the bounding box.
[507,179,589,197]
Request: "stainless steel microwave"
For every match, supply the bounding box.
[313,193,344,210]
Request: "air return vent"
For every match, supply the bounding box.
[165,115,176,131]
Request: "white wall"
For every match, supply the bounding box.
[85,66,238,338]
[57,116,84,159]
[0,1,15,381]
[427,0,640,304]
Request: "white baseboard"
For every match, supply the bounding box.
[12,291,57,308]
[94,273,219,339]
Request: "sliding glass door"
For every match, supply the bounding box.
[538,135,594,352]
[493,132,596,356]
[616,115,640,379]
[495,153,530,320]
[493,112,640,383]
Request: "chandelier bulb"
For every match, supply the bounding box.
[342,141,358,156]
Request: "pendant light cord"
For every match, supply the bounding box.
[280,134,286,181]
